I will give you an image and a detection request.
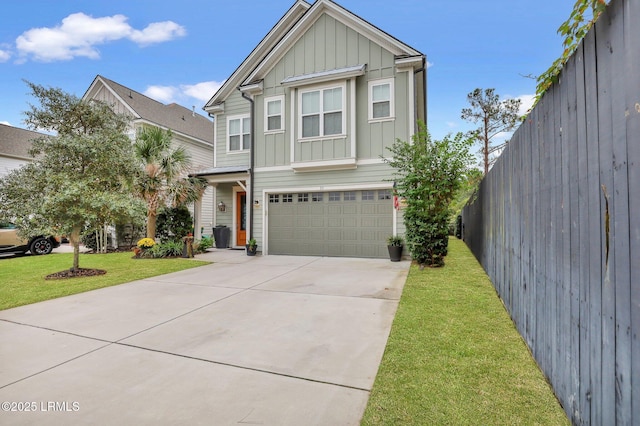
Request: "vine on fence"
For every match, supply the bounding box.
[536,0,608,101]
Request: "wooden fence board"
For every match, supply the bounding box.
[607,1,632,423]
[583,26,604,426]
[595,10,618,425]
[623,0,640,423]
[575,42,592,425]
[563,52,581,420]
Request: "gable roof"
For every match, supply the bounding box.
[84,76,213,145]
[204,0,424,112]
[0,123,44,159]
[203,0,311,112]
[242,0,424,87]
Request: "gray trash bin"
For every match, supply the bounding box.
[213,225,230,248]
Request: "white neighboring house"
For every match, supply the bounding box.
[82,76,215,238]
[0,123,41,178]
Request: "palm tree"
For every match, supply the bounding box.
[133,126,206,240]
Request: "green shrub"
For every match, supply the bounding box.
[156,205,193,242]
[194,236,213,253]
[385,124,473,267]
[148,240,184,258]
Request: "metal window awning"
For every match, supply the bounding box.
[191,166,250,184]
[281,64,366,87]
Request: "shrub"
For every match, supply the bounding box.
[385,123,473,267]
[194,236,213,253]
[148,240,183,258]
[156,205,193,242]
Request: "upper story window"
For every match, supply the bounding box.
[299,84,345,139]
[368,78,395,122]
[228,115,251,152]
[265,96,284,133]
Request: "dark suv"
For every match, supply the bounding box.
[0,222,60,255]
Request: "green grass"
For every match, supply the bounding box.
[0,252,210,311]
[362,238,569,425]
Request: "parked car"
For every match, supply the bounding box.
[0,222,60,255]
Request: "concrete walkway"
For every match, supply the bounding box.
[0,249,409,425]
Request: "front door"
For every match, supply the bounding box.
[236,192,247,246]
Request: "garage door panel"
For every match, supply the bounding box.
[268,190,392,258]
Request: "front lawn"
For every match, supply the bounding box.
[0,252,210,311]
[362,238,569,425]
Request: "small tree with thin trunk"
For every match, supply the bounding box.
[385,123,474,267]
[461,88,521,175]
[0,81,144,274]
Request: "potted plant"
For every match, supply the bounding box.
[246,238,258,256]
[387,235,404,262]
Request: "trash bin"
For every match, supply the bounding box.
[213,225,230,249]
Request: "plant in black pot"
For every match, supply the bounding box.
[246,238,258,256]
[387,235,404,262]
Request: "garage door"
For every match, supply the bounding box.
[267,189,392,258]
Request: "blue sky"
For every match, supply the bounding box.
[1,0,575,140]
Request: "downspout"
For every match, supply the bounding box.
[239,89,255,241]
[414,56,428,127]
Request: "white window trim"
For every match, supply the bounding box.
[297,81,347,141]
[368,78,395,123]
[227,114,251,154]
[264,95,285,134]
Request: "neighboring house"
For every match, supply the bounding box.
[83,76,215,236]
[0,123,41,179]
[195,0,426,258]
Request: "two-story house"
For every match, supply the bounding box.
[194,0,426,258]
[83,76,216,235]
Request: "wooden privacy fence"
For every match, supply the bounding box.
[461,0,639,424]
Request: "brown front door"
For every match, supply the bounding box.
[236,192,246,246]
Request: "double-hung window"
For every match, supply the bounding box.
[368,78,394,121]
[228,115,251,152]
[265,96,284,133]
[300,85,344,139]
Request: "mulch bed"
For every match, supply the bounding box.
[45,268,107,280]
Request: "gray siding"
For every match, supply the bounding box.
[461,0,639,424]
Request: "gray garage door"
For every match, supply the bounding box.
[267,189,392,258]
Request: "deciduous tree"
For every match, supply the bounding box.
[0,81,144,273]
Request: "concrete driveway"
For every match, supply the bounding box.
[0,249,409,425]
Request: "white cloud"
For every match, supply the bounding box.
[15,13,185,62]
[144,80,225,105]
[0,49,10,62]
[1,121,11,126]
[446,121,457,128]
[182,81,224,102]
[144,85,179,104]
[426,61,434,68]
[517,94,536,116]
[130,21,186,46]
